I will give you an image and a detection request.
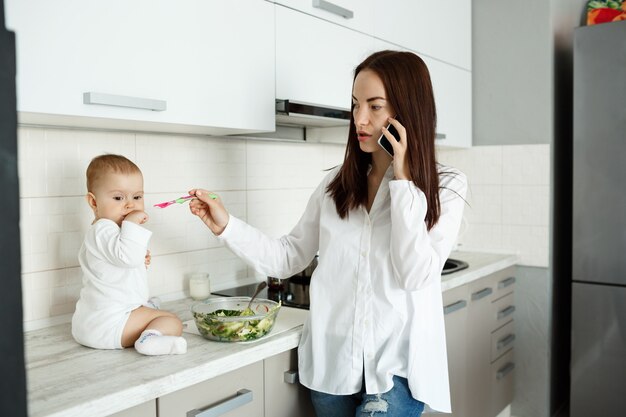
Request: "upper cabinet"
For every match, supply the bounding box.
[374,39,471,148]
[423,56,472,148]
[372,0,472,71]
[269,0,374,34]
[275,4,376,111]
[5,0,275,135]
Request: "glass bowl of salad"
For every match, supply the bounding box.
[191,297,281,342]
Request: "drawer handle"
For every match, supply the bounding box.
[83,92,166,111]
[444,300,467,315]
[284,370,298,384]
[435,133,447,140]
[497,334,516,350]
[497,305,516,320]
[186,389,252,417]
[312,0,354,19]
[471,287,493,301]
[498,276,516,289]
[496,362,515,380]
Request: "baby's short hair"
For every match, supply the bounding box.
[86,154,141,192]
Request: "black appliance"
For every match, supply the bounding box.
[0,0,27,414]
[213,278,310,310]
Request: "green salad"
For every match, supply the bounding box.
[193,302,281,342]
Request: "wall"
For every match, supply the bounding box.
[20,125,551,326]
[18,126,345,330]
[473,0,553,146]
[438,144,550,267]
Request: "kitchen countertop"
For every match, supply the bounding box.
[24,251,517,417]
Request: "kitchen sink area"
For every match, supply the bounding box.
[442,258,469,275]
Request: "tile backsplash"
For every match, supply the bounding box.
[19,126,550,329]
[438,144,550,266]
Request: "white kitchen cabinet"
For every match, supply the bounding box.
[275,4,376,112]
[5,0,275,136]
[264,348,316,417]
[158,361,264,417]
[465,276,495,417]
[427,284,470,417]
[109,400,156,417]
[372,0,471,71]
[424,56,472,148]
[373,39,471,148]
[424,267,515,417]
[491,349,515,417]
[269,0,374,34]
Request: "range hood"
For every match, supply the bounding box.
[275,99,351,128]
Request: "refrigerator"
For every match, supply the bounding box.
[570,20,626,417]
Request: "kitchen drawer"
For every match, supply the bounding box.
[158,361,264,417]
[264,349,315,417]
[491,349,515,417]
[492,292,515,331]
[491,320,515,363]
[109,400,156,417]
[493,268,516,300]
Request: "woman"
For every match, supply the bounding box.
[188,50,467,417]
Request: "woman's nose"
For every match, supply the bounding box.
[353,107,368,126]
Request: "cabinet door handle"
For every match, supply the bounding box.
[186,389,252,417]
[312,0,354,19]
[471,287,493,301]
[83,92,166,111]
[443,300,467,315]
[497,334,516,350]
[496,362,515,380]
[435,133,447,140]
[498,276,516,289]
[497,305,516,320]
[284,370,298,384]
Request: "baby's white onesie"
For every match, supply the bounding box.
[72,219,151,349]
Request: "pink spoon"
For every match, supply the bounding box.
[153,195,194,209]
[153,193,218,208]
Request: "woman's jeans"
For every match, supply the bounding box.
[310,375,425,417]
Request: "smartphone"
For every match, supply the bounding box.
[377,122,401,157]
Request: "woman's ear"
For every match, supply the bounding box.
[86,192,98,214]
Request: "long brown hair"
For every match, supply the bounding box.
[327,50,442,230]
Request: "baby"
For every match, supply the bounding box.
[71,154,186,356]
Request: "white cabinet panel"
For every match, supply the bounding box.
[109,400,156,417]
[158,361,264,417]
[424,56,472,148]
[276,5,376,111]
[264,349,316,417]
[372,0,471,70]
[270,0,374,33]
[6,0,275,135]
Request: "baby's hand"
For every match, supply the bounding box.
[125,210,149,225]
[145,250,151,269]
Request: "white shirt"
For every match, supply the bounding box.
[72,219,152,349]
[219,164,466,412]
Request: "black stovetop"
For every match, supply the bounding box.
[212,282,309,310]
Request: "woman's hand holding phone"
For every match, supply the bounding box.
[379,117,411,181]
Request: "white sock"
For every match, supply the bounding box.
[134,329,187,356]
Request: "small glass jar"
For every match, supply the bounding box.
[189,273,211,300]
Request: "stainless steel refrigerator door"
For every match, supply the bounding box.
[572,22,626,286]
[570,283,626,417]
